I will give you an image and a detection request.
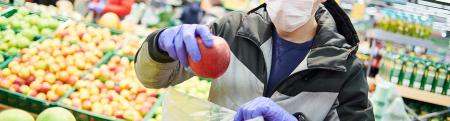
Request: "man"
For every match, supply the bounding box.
[135,0,374,120]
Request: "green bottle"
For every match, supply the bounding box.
[421,61,436,91]
[390,54,403,84]
[432,63,447,94]
[413,59,425,89]
[409,58,419,88]
[398,55,408,85]
[401,56,415,86]
[443,65,450,96]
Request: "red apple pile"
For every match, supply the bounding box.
[61,56,160,120]
[0,38,105,101]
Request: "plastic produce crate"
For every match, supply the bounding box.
[0,86,53,114]
[0,54,17,69]
[0,53,52,115]
[54,51,123,121]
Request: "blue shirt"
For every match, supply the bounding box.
[267,32,312,96]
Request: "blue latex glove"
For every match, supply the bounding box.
[88,2,105,14]
[158,24,214,67]
[235,97,297,121]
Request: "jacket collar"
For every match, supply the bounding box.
[236,4,357,72]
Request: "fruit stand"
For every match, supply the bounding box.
[0,6,170,121]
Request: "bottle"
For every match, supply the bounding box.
[390,54,403,84]
[421,61,436,91]
[413,59,425,89]
[443,65,450,96]
[432,63,447,94]
[398,55,408,85]
[402,56,415,86]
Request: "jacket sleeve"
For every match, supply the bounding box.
[134,29,193,89]
[102,0,134,18]
[327,58,374,121]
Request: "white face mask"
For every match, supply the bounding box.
[266,0,314,32]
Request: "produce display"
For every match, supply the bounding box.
[0,38,103,101]
[0,21,126,101]
[1,9,61,36]
[0,29,33,55]
[61,56,160,121]
[0,8,62,63]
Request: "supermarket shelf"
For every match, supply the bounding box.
[365,29,447,51]
[371,77,450,107]
[396,85,450,107]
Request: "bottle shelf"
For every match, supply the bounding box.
[365,29,447,51]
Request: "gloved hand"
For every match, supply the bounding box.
[235,97,297,121]
[88,2,105,14]
[158,24,214,67]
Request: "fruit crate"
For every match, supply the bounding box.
[0,54,17,69]
[54,50,163,121]
[0,53,55,114]
[142,94,164,121]
[0,88,54,114]
[53,50,123,121]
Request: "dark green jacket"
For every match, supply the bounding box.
[135,1,374,120]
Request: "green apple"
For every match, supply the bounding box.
[0,16,7,27]
[21,29,38,40]
[41,28,53,36]
[17,36,31,48]
[7,48,19,55]
[0,43,9,51]
[0,55,4,64]
[17,9,29,15]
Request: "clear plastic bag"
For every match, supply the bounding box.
[162,87,264,121]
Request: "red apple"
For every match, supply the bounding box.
[188,36,230,79]
[13,78,26,85]
[27,90,38,97]
[38,82,51,93]
[25,76,35,85]
[19,85,30,94]
[55,86,66,96]
[36,93,47,100]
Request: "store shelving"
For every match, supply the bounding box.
[371,77,450,107]
[365,29,447,51]
[396,85,450,107]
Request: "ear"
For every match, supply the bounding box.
[319,0,327,3]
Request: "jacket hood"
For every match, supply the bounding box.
[237,3,359,72]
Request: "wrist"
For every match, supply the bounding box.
[149,29,174,63]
